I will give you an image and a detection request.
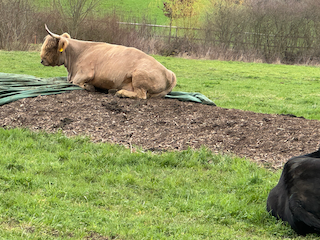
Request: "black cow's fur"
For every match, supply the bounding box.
[267,148,320,235]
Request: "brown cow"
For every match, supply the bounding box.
[40,25,176,99]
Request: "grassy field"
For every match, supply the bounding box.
[0,128,310,239]
[1,50,320,239]
[169,58,320,120]
[32,0,173,25]
[32,0,210,26]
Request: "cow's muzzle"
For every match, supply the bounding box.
[41,59,49,66]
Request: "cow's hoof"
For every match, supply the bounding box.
[115,92,127,98]
[82,83,95,92]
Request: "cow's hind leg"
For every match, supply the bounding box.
[150,71,177,98]
[115,88,147,99]
[115,71,148,99]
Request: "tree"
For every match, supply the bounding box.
[159,0,199,42]
[53,0,101,38]
[0,0,35,50]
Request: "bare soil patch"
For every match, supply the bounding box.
[1,90,320,169]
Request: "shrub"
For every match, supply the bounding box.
[202,0,320,64]
[2,0,320,64]
[0,0,37,50]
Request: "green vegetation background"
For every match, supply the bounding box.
[33,0,210,25]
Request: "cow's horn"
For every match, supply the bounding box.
[45,24,61,39]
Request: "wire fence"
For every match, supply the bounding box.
[115,21,320,63]
[118,21,317,50]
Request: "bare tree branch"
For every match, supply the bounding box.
[53,0,101,37]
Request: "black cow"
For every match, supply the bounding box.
[267,148,320,235]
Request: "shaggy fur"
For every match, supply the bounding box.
[267,148,320,235]
[40,26,176,99]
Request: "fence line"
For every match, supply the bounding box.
[33,21,317,52]
[117,22,316,51]
[30,20,319,63]
[117,21,202,31]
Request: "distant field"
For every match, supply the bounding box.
[31,0,210,25]
[1,50,320,120]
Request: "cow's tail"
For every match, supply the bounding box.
[150,70,177,98]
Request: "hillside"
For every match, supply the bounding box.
[32,0,210,26]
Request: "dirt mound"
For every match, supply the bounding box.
[1,90,320,169]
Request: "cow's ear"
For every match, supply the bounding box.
[61,33,71,39]
[58,38,69,53]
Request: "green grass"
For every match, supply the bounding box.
[32,0,170,25]
[1,50,320,119]
[99,0,168,24]
[0,51,67,77]
[1,50,320,238]
[0,127,313,239]
[159,57,320,120]
[32,0,210,26]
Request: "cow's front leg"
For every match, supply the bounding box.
[71,72,95,91]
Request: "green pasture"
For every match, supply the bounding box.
[1,50,320,239]
[0,128,312,239]
[31,0,210,26]
[167,58,320,120]
[32,0,171,25]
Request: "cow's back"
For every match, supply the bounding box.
[81,43,170,89]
